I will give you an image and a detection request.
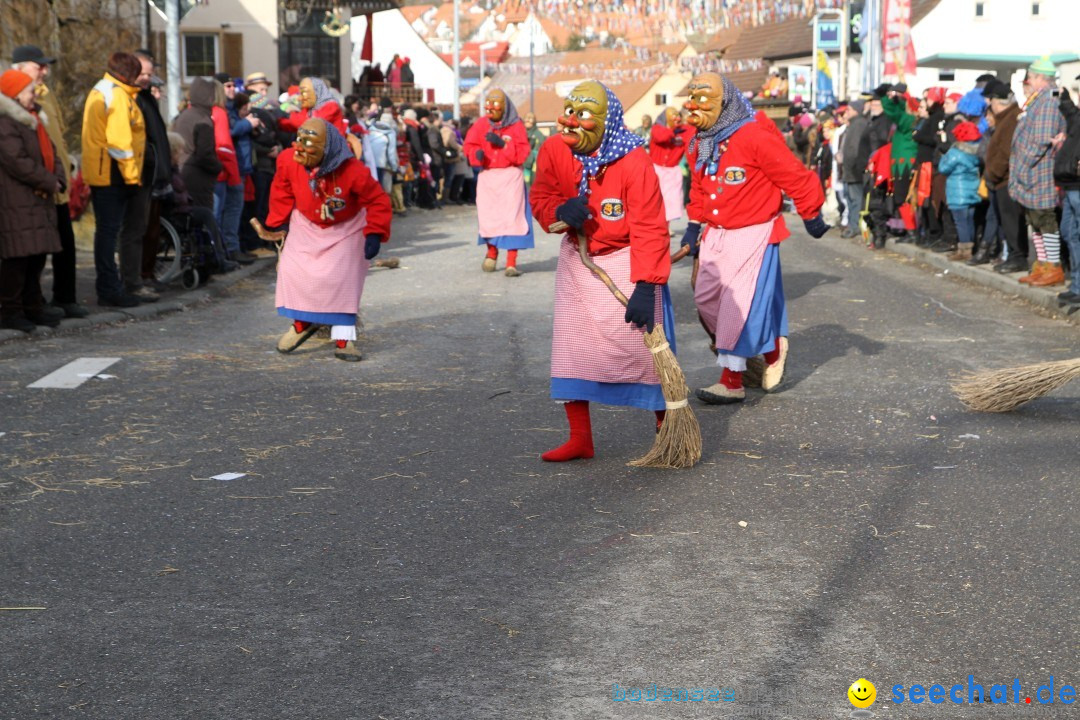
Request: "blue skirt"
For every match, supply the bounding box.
[278,307,356,326]
[727,244,788,358]
[550,285,676,411]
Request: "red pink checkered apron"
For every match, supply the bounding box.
[275,208,369,315]
[476,166,529,237]
[551,239,662,385]
[693,217,776,352]
[653,164,685,222]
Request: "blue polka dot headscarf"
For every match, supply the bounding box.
[571,83,643,197]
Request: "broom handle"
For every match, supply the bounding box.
[547,221,691,265]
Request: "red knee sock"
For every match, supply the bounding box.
[486,243,498,260]
[655,409,666,432]
[335,340,347,349]
[763,337,782,365]
[720,368,743,390]
[542,401,594,462]
[506,249,518,268]
[293,320,311,333]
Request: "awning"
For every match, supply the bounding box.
[918,52,1080,71]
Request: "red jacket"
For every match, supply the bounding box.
[463,117,530,169]
[278,103,347,135]
[649,124,695,167]
[687,120,824,242]
[212,106,241,186]
[266,149,392,240]
[530,136,670,285]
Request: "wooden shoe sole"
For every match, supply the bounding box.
[334,341,362,362]
[277,323,320,353]
[762,336,788,392]
[481,258,497,272]
[695,383,745,405]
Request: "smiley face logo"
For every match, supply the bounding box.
[848,679,876,709]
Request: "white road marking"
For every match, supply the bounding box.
[28,358,121,389]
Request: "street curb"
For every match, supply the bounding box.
[877,236,1080,326]
[0,258,275,346]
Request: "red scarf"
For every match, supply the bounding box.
[30,107,54,176]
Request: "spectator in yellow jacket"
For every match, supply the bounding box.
[80,52,146,307]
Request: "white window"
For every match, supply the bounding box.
[939,69,956,82]
[974,1,984,17]
[182,33,218,82]
[1031,1,1040,15]
[655,92,669,105]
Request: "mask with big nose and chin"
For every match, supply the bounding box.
[683,72,723,131]
[293,119,327,168]
[299,78,317,110]
[556,80,608,155]
[485,89,507,123]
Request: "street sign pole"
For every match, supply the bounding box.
[166,0,181,121]
[453,0,461,119]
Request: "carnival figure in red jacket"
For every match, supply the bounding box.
[680,72,826,404]
[259,118,392,361]
[649,106,695,225]
[463,88,534,276]
[279,77,347,135]
[529,80,673,462]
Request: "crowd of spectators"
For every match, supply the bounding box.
[781,57,1079,309]
[0,44,486,333]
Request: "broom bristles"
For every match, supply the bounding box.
[952,358,1080,413]
[628,326,702,468]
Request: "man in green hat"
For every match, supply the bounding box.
[1009,55,1066,286]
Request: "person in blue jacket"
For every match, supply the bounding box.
[937,120,983,260]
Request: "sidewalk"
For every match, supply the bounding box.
[0,248,276,345]
[851,233,1080,326]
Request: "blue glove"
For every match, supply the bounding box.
[624,282,657,332]
[680,222,702,257]
[474,149,485,163]
[364,234,382,260]
[803,214,830,238]
[485,131,505,148]
[555,196,590,230]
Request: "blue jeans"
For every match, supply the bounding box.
[844,181,866,234]
[213,182,244,255]
[91,184,137,299]
[1062,189,1080,289]
[951,206,976,246]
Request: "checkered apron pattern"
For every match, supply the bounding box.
[693,217,777,353]
[275,208,370,316]
[653,164,685,222]
[476,166,529,238]
[551,238,662,385]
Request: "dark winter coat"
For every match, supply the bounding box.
[840,113,871,182]
[250,106,281,175]
[1053,90,1080,190]
[136,88,172,194]
[174,78,222,209]
[868,111,893,153]
[913,108,944,165]
[0,94,63,259]
[426,121,446,168]
[984,102,1020,190]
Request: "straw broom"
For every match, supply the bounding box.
[952,358,1080,412]
[550,221,702,468]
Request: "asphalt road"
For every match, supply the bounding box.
[1,206,1077,719]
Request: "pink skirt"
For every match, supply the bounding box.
[653,164,684,222]
[551,239,661,385]
[477,166,529,238]
[693,217,776,352]
[275,208,369,316]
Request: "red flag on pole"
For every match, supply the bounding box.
[882,0,917,79]
[362,13,374,62]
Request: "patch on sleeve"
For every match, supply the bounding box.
[723,167,747,185]
[599,198,625,221]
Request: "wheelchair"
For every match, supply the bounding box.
[153,211,224,289]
